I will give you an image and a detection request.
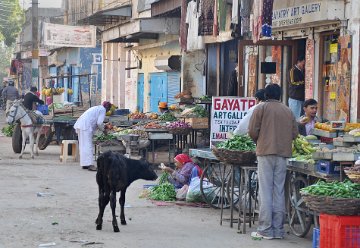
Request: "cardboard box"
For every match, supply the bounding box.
[185,117,209,129]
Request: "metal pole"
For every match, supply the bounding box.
[32,0,39,89]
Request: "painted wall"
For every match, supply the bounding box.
[102,42,129,109]
[137,35,181,112]
[48,44,102,106]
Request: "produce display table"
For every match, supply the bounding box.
[148,130,174,165]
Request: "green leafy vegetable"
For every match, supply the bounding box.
[158,172,170,185]
[1,124,15,137]
[158,112,177,121]
[199,95,211,101]
[192,105,208,117]
[216,134,256,151]
[301,180,360,198]
[94,133,116,142]
[149,183,176,201]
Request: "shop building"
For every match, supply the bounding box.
[238,0,360,122]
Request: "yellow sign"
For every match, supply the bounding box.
[330,43,338,54]
[330,92,336,100]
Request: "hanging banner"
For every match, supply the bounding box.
[336,35,351,121]
[43,23,96,48]
[210,96,256,144]
[305,38,314,99]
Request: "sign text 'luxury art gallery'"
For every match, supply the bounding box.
[211,97,256,143]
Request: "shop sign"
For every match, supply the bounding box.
[43,23,96,48]
[92,53,102,64]
[210,97,256,144]
[330,43,338,54]
[272,1,344,29]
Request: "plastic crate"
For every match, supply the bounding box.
[313,228,320,248]
[316,160,340,175]
[320,214,360,248]
[37,104,49,115]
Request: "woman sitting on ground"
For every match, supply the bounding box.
[161,154,202,189]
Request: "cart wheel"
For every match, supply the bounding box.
[38,130,54,150]
[12,123,22,154]
[286,175,312,237]
[200,163,232,209]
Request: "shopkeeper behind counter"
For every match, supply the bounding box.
[298,99,324,136]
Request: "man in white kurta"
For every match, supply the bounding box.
[74,101,111,171]
[233,89,266,135]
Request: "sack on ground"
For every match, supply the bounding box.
[176,185,189,200]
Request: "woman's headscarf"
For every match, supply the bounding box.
[174,154,193,164]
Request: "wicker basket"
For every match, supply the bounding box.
[168,128,191,135]
[211,146,256,165]
[344,170,360,183]
[301,192,360,216]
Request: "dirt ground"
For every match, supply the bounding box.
[0,111,312,248]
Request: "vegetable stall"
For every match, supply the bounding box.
[96,101,211,163]
[285,121,360,239]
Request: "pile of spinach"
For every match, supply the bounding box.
[149,183,176,201]
[216,134,256,151]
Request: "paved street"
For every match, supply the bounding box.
[0,112,312,248]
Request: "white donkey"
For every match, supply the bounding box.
[6,100,43,159]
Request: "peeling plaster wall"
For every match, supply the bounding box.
[182,50,206,97]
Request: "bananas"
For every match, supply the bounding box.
[41,87,71,96]
[293,135,317,156]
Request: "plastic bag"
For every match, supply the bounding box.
[176,185,189,200]
[186,177,202,202]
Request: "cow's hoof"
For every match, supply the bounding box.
[121,220,127,225]
[35,153,39,156]
[113,226,120,232]
[96,225,102,230]
[31,156,34,159]
[19,155,22,159]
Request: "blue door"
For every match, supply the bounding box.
[149,72,167,113]
[137,73,144,112]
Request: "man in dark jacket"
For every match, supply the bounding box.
[2,80,19,113]
[288,55,305,119]
[23,86,44,110]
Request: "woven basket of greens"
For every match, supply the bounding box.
[211,135,256,165]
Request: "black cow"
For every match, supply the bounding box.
[95,151,158,232]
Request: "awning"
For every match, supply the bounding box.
[77,4,132,25]
[154,55,181,71]
[103,18,180,43]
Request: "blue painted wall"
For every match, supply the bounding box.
[50,43,102,102]
[79,44,102,93]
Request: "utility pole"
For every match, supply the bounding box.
[32,0,39,88]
